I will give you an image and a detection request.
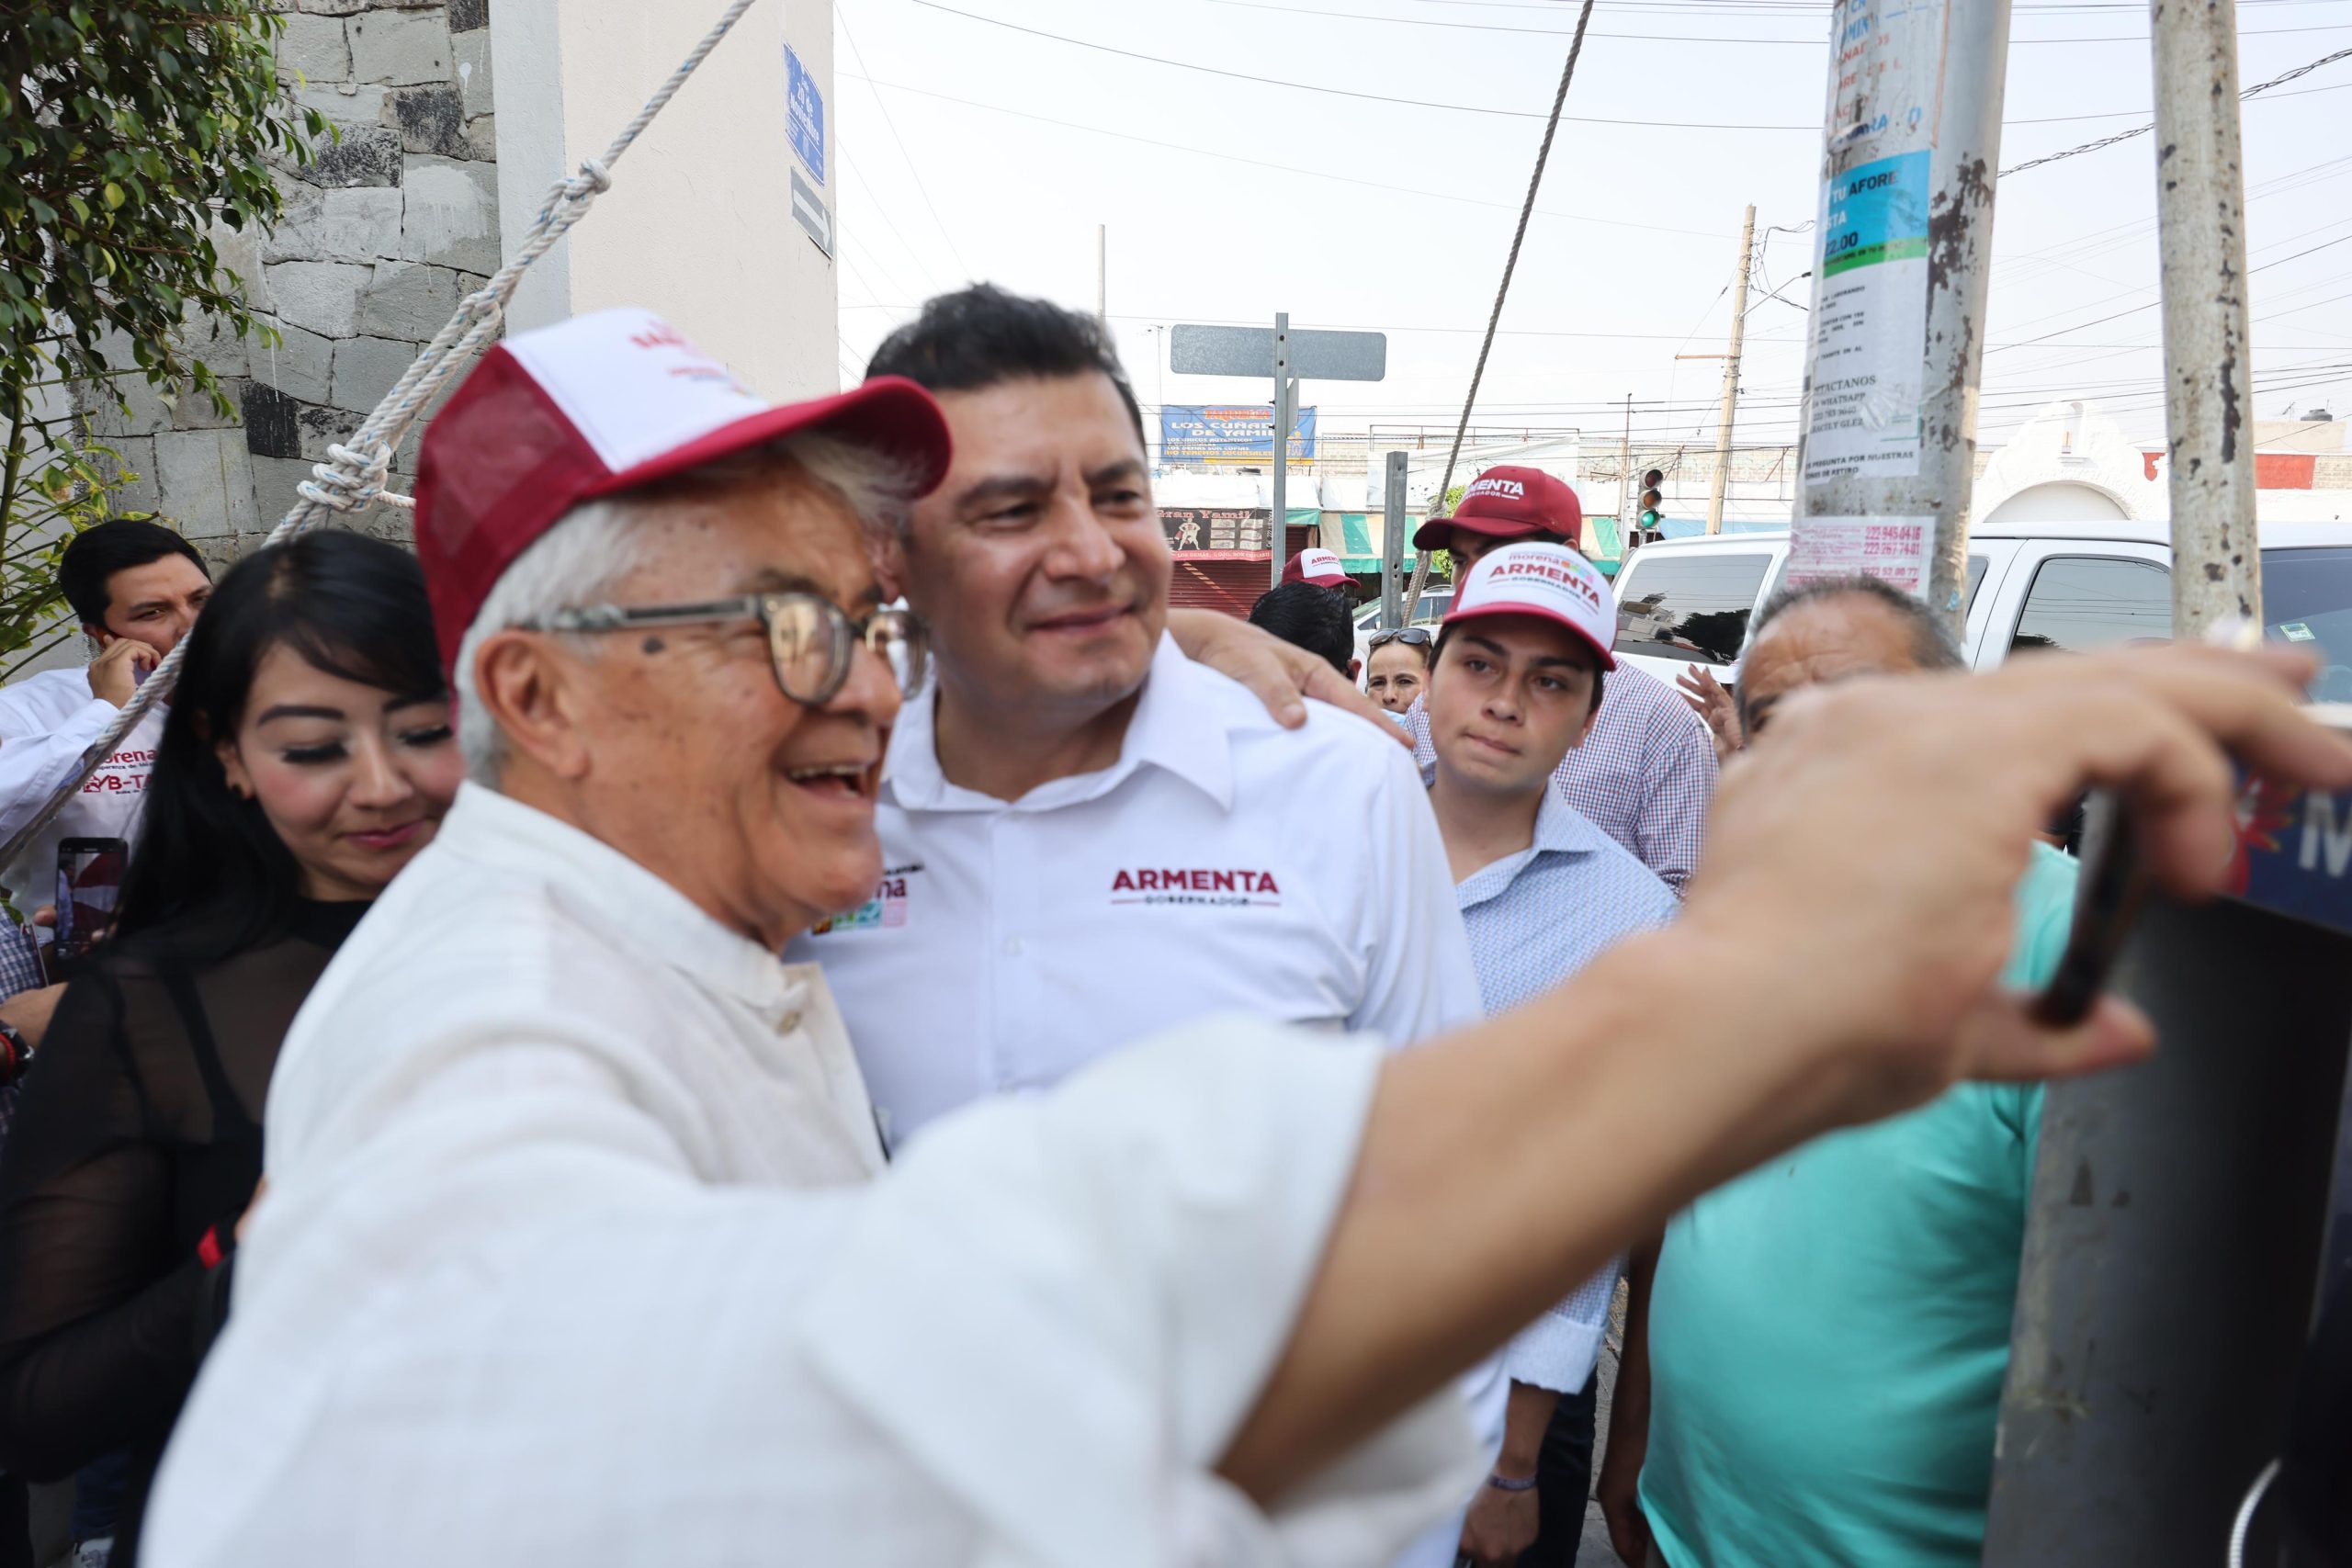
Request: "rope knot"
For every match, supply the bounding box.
[576,156,612,194]
[297,440,394,514]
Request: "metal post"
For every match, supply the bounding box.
[2152,0,2262,633]
[1383,449,1408,630]
[1984,14,2304,1562]
[1271,312,1292,592]
[1706,206,1757,536]
[1618,394,1634,558]
[1094,224,1108,331]
[1788,0,2014,637]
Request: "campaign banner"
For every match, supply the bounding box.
[2232,773,2352,938]
[1160,507,1272,553]
[1159,405,1317,464]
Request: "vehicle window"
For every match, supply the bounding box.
[2009,556,2172,656]
[1613,553,1772,666]
[1411,589,1452,625]
[2260,546,2352,703]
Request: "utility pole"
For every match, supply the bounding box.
[1706,205,1756,536]
[1984,8,2310,1564]
[1270,312,1293,592]
[1382,449,1408,629]
[1784,0,2012,639]
[2152,0,2261,632]
[1617,394,1634,556]
[1094,224,1107,331]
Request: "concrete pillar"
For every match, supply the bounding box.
[493,0,839,400]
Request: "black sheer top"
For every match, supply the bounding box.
[0,899,368,1527]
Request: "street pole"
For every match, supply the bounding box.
[1271,312,1292,592]
[1618,394,1634,556]
[1984,10,2304,1560]
[2152,0,2262,633]
[1094,224,1108,332]
[1787,0,2013,639]
[1706,205,1756,536]
[1383,449,1408,629]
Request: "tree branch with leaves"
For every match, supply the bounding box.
[0,0,323,671]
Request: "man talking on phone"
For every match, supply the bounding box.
[0,519,212,936]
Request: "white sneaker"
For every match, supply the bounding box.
[71,1536,113,1568]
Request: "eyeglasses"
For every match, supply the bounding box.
[520,592,930,707]
[1368,626,1435,649]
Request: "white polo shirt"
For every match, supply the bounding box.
[788,633,1483,1149]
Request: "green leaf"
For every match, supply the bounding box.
[100,181,124,211]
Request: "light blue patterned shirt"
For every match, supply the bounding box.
[1444,771,1680,1394]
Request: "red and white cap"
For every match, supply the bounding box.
[1282,547,1350,589]
[1442,541,1618,671]
[1412,464,1583,553]
[413,307,952,671]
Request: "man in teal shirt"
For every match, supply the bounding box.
[1598,577,2082,1568]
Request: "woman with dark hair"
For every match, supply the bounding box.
[0,530,463,1561]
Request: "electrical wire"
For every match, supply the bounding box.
[1197,0,2352,45]
[837,4,973,279]
[1405,0,1599,612]
[909,0,1815,128]
[840,72,1737,237]
[2002,43,2352,175]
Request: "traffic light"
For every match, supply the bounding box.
[1639,469,1665,540]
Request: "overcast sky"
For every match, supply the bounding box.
[829,0,2352,457]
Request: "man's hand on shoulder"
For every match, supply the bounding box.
[1164,607,1408,746]
[87,639,157,708]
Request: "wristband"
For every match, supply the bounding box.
[1484,1472,1539,1493]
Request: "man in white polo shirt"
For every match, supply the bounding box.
[791,285,1482,1153]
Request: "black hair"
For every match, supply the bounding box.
[866,284,1148,449]
[1736,574,1965,736]
[114,531,446,960]
[59,518,209,630]
[1248,581,1355,677]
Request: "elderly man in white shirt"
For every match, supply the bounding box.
[141,305,2352,1568]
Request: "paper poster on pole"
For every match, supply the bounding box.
[1784,515,1938,597]
[1802,150,1931,483]
[1800,0,1943,487]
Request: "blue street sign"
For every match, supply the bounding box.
[786,44,825,186]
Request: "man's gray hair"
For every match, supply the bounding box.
[453,432,919,783]
[1736,574,1965,735]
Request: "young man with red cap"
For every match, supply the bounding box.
[1405,466,1717,896]
[1419,544,1678,1568]
[132,305,2352,1568]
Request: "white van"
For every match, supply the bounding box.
[1607,520,2352,703]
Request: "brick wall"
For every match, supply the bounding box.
[85,0,499,568]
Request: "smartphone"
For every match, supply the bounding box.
[46,836,129,981]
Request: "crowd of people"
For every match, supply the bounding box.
[0,284,2338,1568]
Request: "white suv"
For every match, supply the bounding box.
[1607,519,2352,703]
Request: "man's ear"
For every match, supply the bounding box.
[472,632,598,782]
[83,623,114,649]
[1348,657,1363,682]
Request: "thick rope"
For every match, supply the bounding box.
[1,0,762,871]
[1401,0,1595,619]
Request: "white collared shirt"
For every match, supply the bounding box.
[144,786,1478,1567]
[0,666,163,919]
[788,633,1484,1148]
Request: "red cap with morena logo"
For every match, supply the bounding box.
[1411,464,1583,554]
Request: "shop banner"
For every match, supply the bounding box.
[1159,405,1317,463]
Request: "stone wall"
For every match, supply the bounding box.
[86,0,499,566]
